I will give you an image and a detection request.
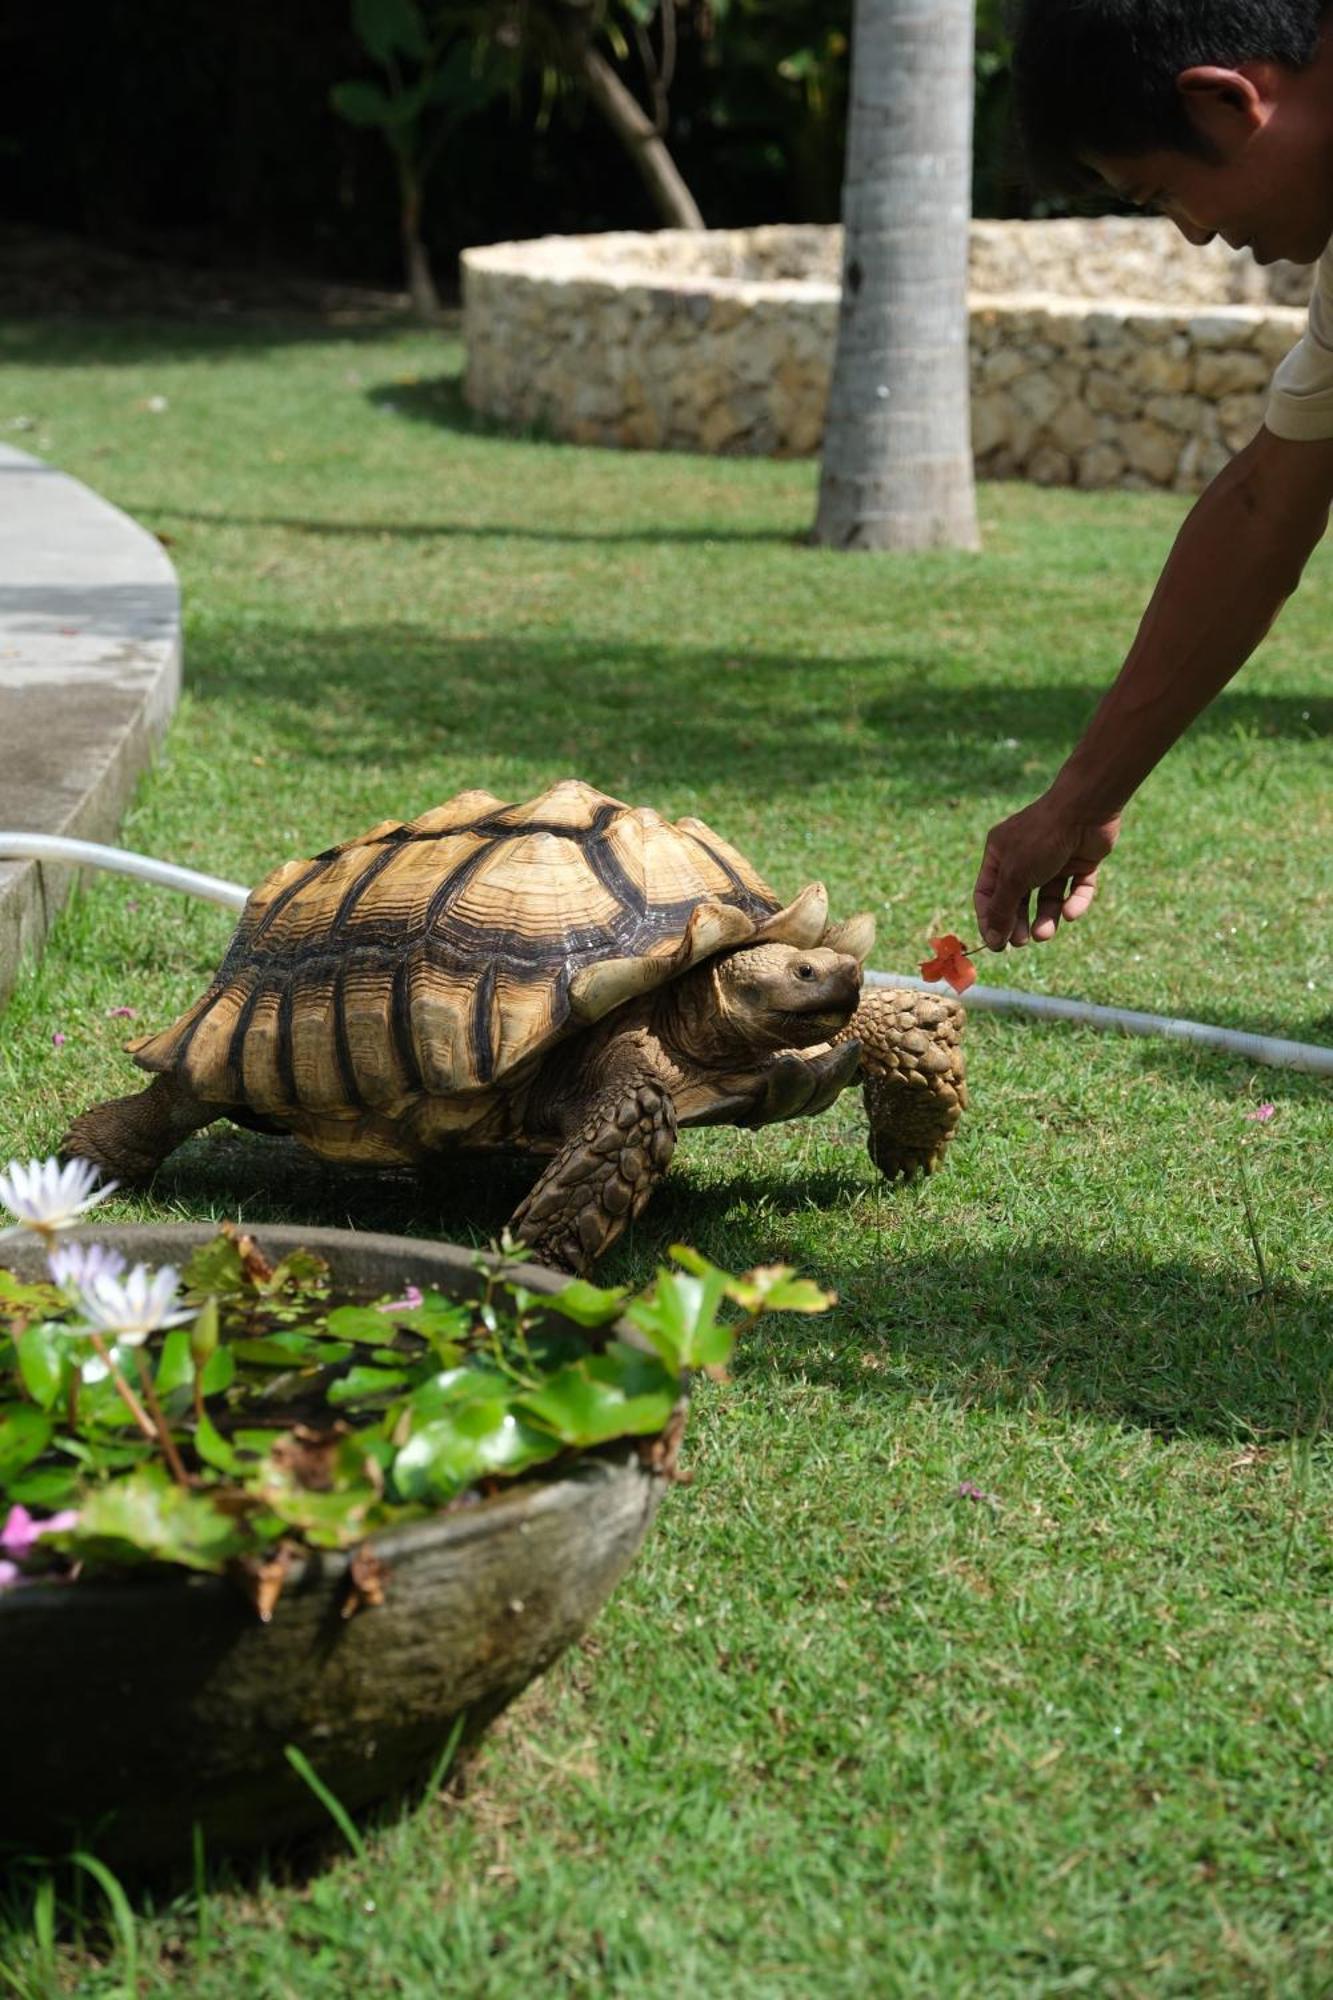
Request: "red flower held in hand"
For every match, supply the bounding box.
[921,934,977,995]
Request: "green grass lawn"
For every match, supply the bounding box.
[0,316,1330,1998]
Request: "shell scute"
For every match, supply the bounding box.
[130,782,803,1120]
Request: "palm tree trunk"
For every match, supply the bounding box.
[813,0,980,551]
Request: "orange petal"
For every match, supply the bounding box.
[941,953,977,995]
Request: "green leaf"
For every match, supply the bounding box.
[541,1277,630,1329]
[627,1267,733,1371]
[352,0,428,65]
[193,1412,239,1474]
[68,1466,251,1573]
[261,1249,330,1299]
[250,1434,387,1547]
[392,1404,559,1505]
[200,1344,236,1396]
[17,1323,65,1411]
[325,1305,402,1345]
[0,1271,63,1317]
[387,1292,467,1362]
[181,1236,245,1298]
[0,1403,55,1484]
[668,1246,835,1318]
[327,1365,412,1409]
[516,1351,678,1446]
[6,1462,79,1508]
[155,1327,195,1399]
[331,78,401,130]
[233,1333,354,1368]
[405,1364,514,1421]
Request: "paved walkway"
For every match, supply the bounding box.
[0,445,181,1013]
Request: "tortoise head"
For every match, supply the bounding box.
[708,941,862,1053]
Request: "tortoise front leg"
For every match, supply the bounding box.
[62,1073,216,1184]
[834,988,966,1180]
[508,1060,678,1275]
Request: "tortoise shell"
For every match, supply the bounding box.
[129,780,833,1121]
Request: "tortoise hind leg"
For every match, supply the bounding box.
[61,1073,217,1184]
[835,989,966,1179]
[508,1051,678,1275]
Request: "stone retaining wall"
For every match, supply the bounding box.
[462,221,1313,491]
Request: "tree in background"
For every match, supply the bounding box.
[812,0,979,552]
[333,0,703,317]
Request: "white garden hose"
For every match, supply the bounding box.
[2,833,1331,1077]
[0,834,248,911]
[865,970,1333,1078]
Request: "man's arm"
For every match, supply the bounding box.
[974,425,1333,949]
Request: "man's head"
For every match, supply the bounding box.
[1013,0,1333,265]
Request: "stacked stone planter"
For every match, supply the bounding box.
[462,219,1312,493]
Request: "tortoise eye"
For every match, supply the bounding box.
[795,962,816,981]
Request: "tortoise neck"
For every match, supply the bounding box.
[651,963,757,1070]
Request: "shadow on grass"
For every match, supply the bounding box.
[152,1126,1332,1445]
[0,314,428,369]
[175,619,1331,801]
[144,500,798,548]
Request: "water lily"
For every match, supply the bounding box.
[73,1262,195,1345]
[0,1156,117,1239]
[48,1240,128,1292]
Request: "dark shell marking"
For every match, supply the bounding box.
[129,782,782,1119]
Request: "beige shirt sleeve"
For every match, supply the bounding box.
[1266,245,1333,439]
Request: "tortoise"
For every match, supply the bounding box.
[63,781,966,1273]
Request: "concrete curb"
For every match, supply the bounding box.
[0,445,181,1013]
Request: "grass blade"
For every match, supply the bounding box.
[68,1852,137,1998]
[424,1711,467,1800]
[282,1746,368,1862]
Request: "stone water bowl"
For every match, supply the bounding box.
[0,1224,670,1868]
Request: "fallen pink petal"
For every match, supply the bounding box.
[51,1031,67,1048]
[1244,1103,1277,1123]
[957,1480,998,1505]
[1,1504,79,1558]
[379,1284,424,1313]
[106,1006,137,1019]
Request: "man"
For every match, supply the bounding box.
[973,0,1333,951]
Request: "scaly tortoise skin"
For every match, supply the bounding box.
[63,781,966,1273]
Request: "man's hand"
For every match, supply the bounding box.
[973,796,1121,950]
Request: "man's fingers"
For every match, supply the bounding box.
[1031,877,1066,941]
[1061,865,1101,924]
[974,841,1028,950]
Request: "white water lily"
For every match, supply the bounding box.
[74,1262,195,1346]
[48,1240,128,1292]
[0,1156,117,1236]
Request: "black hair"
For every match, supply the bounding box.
[1013,0,1330,193]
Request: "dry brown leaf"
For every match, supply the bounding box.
[342,1542,389,1620]
[230,1541,298,1623]
[220,1218,275,1287]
